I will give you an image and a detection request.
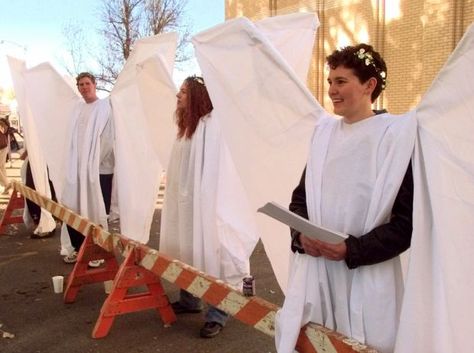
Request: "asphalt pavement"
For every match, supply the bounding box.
[0,159,285,353]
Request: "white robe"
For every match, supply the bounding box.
[275,113,416,353]
[192,14,474,353]
[160,113,259,286]
[61,98,113,228]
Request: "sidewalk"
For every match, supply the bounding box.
[0,159,284,353]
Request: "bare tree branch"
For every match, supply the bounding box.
[61,0,190,90]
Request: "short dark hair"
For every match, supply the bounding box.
[76,72,96,85]
[326,44,387,102]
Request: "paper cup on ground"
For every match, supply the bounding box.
[104,280,114,294]
[52,275,64,294]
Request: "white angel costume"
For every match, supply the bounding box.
[9,33,177,247]
[276,112,416,353]
[193,14,474,353]
[61,97,114,230]
[160,12,318,291]
[14,62,113,252]
[160,113,258,287]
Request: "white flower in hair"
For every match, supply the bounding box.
[354,48,387,89]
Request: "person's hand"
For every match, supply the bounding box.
[300,234,347,261]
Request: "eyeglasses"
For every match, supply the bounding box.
[190,75,205,86]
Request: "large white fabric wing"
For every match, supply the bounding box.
[111,32,177,243]
[7,56,56,234]
[395,24,474,353]
[255,12,317,83]
[22,63,80,201]
[192,14,322,291]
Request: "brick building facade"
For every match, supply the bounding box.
[225,0,474,113]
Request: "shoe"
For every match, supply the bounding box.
[171,301,202,314]
[199,322,223,338]
[63,251,78,264]
[88,259,105,268]
[30,230,55,239]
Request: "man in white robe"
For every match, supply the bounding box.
[62,72,115,264]
[275,44,416,353]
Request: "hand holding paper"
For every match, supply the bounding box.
[257,201,347,244]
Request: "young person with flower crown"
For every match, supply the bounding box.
[275,44,416,353]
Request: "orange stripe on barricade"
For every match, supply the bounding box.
[58,207,65,220]
[11,181,378,353]
[234,297,276,326]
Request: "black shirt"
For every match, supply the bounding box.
[289,163,413,269]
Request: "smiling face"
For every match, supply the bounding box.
[77,77,98,104]
[327,65,376,123]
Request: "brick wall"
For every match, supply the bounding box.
[225,0,474,113]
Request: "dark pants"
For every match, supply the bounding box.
[25,161,57,225]
[67,174,113,251]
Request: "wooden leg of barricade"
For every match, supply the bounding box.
[0,189,25,235]
[92,245,176,339]
[64,227,120,303]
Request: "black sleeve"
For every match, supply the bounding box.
[344,163,414,269]
[289,168,308,253]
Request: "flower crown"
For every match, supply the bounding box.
[190,75,205,86]
[354,48,387,89]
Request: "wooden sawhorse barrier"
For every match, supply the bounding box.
[63,227,176,338]
[0,189,25,234]
[12,180,378,353]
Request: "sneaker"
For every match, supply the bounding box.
[63,251,78,264]
[30,230,55,239]
[171,301,202,314]
[199,322,223,338]
[88,259,105,268]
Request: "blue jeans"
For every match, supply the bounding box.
[179,289,229,326]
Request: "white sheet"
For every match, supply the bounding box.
[395,23,474,353]
[111,32,178,243]
[193,13,320,291]
[276,113,416,353]
[160,114,259,285]
[7,57,59,235]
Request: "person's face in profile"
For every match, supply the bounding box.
[77,77,98,103]
[176,82,188,110]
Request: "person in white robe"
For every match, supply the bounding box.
[275,44,416,353]
[62,72,115,265]
[160,75,258,339]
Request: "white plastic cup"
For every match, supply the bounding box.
[104,280,114,294]
[52,275,64,294]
